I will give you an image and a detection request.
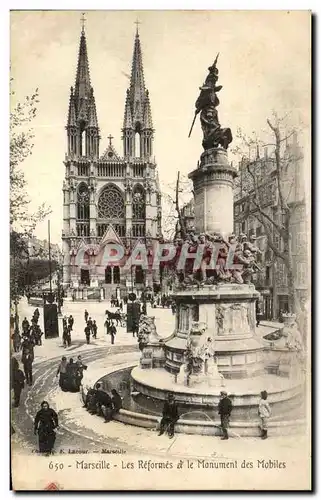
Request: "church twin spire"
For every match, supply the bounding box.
[122,24,154,158]
[66,22,100,157]
[67,17,153,160]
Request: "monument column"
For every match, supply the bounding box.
[189,148,237,237]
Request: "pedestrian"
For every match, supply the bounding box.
[33,308,40,322]
[87,316,93,334]
[67,325,72,346]
[12,364,25,407]
[34,401,59,456]
[96,385,113,423]
[256,301,261,327]
[119,301,123,311]
[258,390,272,439]
[104,317,111,336]
[158,393,179,439]
[66,358,80,392]
[132,319,139,338]
[11,330,21,353]
[22,317,29,332]
[22,348,33,386]
[56,356,68,391]
[84,384,100,413]
[84,309,89,323]
[85,324,91,344]
[68,315,74,331]
[110,321,116,345]
[92,320,98,339]
[111,389,122,417]
[62,315,68,330]
[76,355,87,383]
[218,391,233,440]
[62,326,69,348]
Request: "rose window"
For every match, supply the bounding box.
[98,185,125,219]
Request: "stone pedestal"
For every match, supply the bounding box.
[188,148,237,236]
[164,283,263,379]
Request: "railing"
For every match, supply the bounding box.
[77,164,90,177]
[133,165,145,177]
[97,223,125,237]
[97,164,126,177]
[132,223,146,237]
[76,222,90,236]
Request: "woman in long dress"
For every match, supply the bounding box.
[34,401,58,455]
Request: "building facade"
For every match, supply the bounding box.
[28,237,62,263]
[233,134,308,320]
[62,24,162,296]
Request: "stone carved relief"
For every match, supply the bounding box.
[247,303,256,332]
[216,303,249,335]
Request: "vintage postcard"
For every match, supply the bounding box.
[10,10,311,491]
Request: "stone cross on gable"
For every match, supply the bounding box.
[107,134,114,146]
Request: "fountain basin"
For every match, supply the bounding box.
[81,359,306,437]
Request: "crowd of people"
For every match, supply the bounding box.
[56,354,87,392]
[83,310,98,344]
[11,308,44,408]
[83,384,122,423]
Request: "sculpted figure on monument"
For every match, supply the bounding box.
[243,234,262,258]
[189,54,233,151]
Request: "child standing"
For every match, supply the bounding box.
[258,390,272,439]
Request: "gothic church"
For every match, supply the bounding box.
[62,23,162,296]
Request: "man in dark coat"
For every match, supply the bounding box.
[12,365,25,407]
[85,324,91,344]
[84,310,89,323]
[56,356,68,391]
[87,317,93,334]
[62,326,69,348]
[76,355,87,384]
[218,391,233,440]
[110,322,116,345]
[92,320,98,339]
[158,393,179,439]
[22,317,29,332]
[132,319,139,338]
[68,315,74,331]
[111,389,122,416]
[22,348,33,386]
[34,401,58,455]
[96,385,113,423]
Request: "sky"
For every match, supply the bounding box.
[10,10,311,244]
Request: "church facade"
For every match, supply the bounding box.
[62,24,162,296]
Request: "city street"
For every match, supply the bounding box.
[12,299,305,458]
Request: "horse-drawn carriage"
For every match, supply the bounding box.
[105,310,127,327]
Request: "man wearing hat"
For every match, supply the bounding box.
[158,393,179,439]
[218,391,233,440]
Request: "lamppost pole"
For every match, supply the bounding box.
[48,220,52,295]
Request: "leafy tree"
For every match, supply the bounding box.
[10,81,52,320]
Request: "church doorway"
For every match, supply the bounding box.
[81,269,90,286]
[105,266,112,284]
[105,265,120,285]
[135,266,144,285]
[113,266,120,284]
